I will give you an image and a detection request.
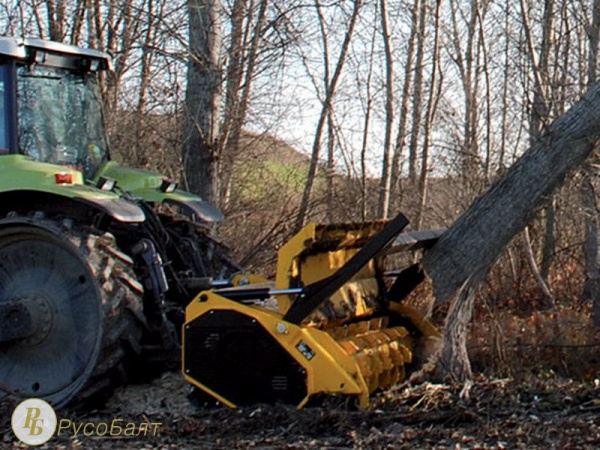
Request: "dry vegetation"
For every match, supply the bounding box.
[4,126,600,449]
[3,370,600,449]
[2,1,600,446]
[0,131,587,449]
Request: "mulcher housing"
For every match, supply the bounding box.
[184,213,441,408]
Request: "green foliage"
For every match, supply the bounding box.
[232,154,308,201]
[228,133,330,202]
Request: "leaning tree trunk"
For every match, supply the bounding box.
[422,82,600,381]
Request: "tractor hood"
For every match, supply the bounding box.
[0,155,145,222]
[97,161,224,223]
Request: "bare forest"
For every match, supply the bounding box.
[2,0,600,448]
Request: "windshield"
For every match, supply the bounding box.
[17,65,109,179]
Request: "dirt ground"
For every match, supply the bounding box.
[2,370,599,450]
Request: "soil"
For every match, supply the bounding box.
[2,371,599,449]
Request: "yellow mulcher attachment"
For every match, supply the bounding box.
[183,213,441,408]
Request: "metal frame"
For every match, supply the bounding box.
[0,37,111,69]
[0,60,18,154]
[282,213,409,324]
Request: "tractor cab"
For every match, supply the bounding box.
[0,37,110,179]
[0,37,224,223]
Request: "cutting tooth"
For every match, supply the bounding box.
[333,324,414,393]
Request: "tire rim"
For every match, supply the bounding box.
[0,225,102,406]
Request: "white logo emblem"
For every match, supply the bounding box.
[11,398,57,446]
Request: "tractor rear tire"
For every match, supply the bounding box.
[0,218,145,408]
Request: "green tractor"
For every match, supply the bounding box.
[0,38,237,408]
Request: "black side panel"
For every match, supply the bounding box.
[184,309,307,406]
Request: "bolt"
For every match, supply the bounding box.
[276,323,287,334]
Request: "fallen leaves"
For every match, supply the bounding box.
[2,372,600,449]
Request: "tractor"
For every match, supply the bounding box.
[0,37,237,408]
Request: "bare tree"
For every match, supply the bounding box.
[406,0,427,185]
[582,0,600,325]
[477,1,493,180]
[295,0,363,230]
[377,0,394,219]
[45,0,65,41]
[182,0,222,202]
[497,0,512,170]
[130,1,160,167]
[390,0,421,201]
[423,83,600,381]
[447,0,481,177]
[519,0,556,299]
[218,0,270,207]
[357,15,378,220]
[414,0,443,230]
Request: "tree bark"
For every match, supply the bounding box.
[423,83,600,379]
[377,0,394,219]
[414,0,442,230]
[390,0,420,199]
[182,0,222,203]
[407,0,427,185]
[433,280,476,382]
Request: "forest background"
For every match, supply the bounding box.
[2,0,600,379]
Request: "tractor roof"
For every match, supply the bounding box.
[0,37,111,70]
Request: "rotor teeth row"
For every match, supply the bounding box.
[335,326,413,393]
